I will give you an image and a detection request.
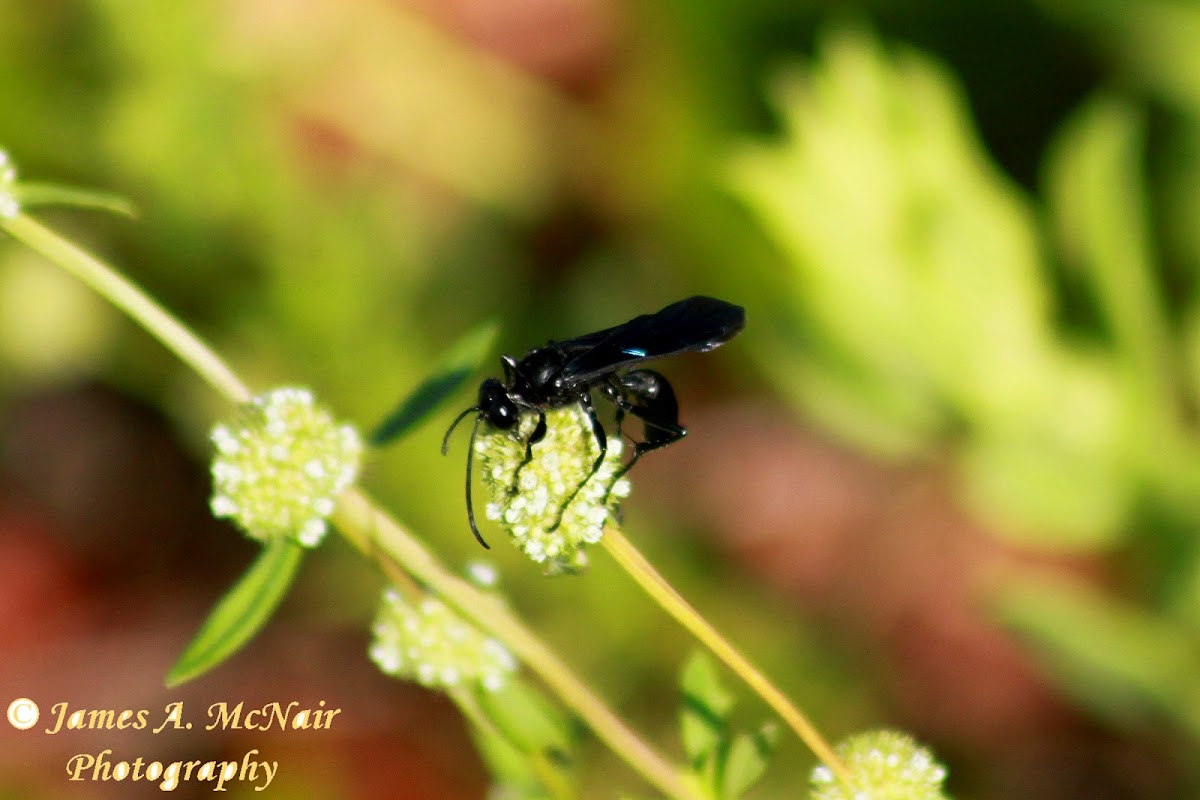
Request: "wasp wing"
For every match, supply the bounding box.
[556,296,745,386]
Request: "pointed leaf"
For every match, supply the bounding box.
[680,652,734,765]
[466,716,560,800]
[1045,95,1174,431]
[166,539,305,687]
[469,679,578,800]
[722,724,777,799]
[370,320,499,446]
[14,182,138,218]
[473,678,577,764]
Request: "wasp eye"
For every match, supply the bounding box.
[483,398,518,429]
[477,379,518,429]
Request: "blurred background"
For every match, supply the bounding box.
[2,0,1200,797]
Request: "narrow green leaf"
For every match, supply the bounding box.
[462,695,565,800]
[1045,95,1176,435]
[166,539,305,687]
[722,724,777,799]
[473,678,577,763]
[469,680,578,800]
[14,182,138,218]
[370,320,499,446]
[680,652,734,765]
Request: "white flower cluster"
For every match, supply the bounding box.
[369,588,516,692]
[811,730,949,800]
[209,387,362,547]
[474,405,630,575]
[0,150,19,219]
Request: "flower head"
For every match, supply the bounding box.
[473,405,630,575]
[810,730,949,800]
[0,150,19,219]
[369,587,517,692]
[209,386,362,547]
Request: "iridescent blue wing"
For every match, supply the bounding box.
[556,296,744,387]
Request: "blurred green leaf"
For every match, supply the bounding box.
[959,429,1129,551]
[1045,94,1177,443]
[679,652,775,799]
[721,724,777,799]
[468,723,560,800]
[680,652,734,765]
[13,182,137,218]
[728,28,1166,548]
[754,331,942,460]
[468,679,577,800]
[467,721,540,797]
[994,572,1200,738]
[370,320,499,446]
[473,678,577,769]
[166,538,305,687]
[727,27,1055,454]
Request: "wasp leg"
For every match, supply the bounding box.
[602,380,626,440]
[603,369,687,505]
[547,394,607,532]
[599,380,631,524]
[509,410,547,495]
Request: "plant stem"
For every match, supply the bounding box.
[602,526,852,785]
[0,213,251,404]
[4,212,696,800]
[334,489,697,799]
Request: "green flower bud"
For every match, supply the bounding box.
[0,150,19,219]
[473,405,630,575]
[209,386,362,547]
[369,587,517,692]
[811,730,949,800]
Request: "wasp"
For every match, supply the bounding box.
[443,296,746,547]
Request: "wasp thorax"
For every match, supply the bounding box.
[473,405,630,574]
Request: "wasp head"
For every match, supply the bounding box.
[478,378,519,430]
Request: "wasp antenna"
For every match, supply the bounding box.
[464,414,490,548]
[442,406,481,456]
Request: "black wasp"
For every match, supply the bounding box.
[442,296,746,548]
